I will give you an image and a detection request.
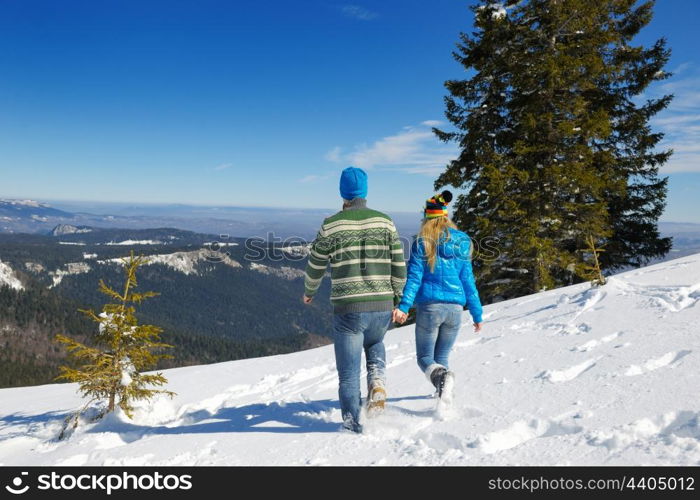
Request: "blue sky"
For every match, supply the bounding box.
[0,0,698,220]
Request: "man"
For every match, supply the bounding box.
[303,166,406,433]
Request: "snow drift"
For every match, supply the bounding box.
[1,253,699,466]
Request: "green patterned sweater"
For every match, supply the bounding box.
[304,198,407,314]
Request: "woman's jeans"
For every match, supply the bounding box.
[414,303,463,374]
[333,310,392,426]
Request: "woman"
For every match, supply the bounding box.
[393,191,483,403]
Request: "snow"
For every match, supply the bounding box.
[0,259,24,291]
[98,312,119,334]
[1,253,699,465]
[477,2,507,19]
[537,357,600,382]
[49,262,91,288]
[624,351,691,377]
[281,245,310,258]
[502,267,529,274]
[0,199,47,207]
[119,358,136,387]
[58,241,86,246]
[99,249,241,276]
[250,263,305,280]
[145,250,241,275]
[205,242,239,247]
[24,262,45,273]
[106,240,163,246]
[52,224,93,236]
[83,253,98,259]
[97,312,137,340]
[492,5,507,19]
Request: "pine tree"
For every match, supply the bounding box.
[435,0,672,301]
[55,252,174,436]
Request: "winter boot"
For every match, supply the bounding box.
[428,366,455,401]
[341,413,363,434]
[429,366,447,394]
[366,379,387,416]
[439,371,455,404]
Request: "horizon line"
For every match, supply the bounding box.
[0,195,425,216]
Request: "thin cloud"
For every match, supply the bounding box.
[325,121,458,175]
[649,66,700,173]
[671,62,692,75]
[324,146,342,162]
[299,174,328,183]
[214,163,233,171]
[340,5,378,21]
[390,165,447,175]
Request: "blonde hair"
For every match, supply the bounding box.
[420,217,458,272]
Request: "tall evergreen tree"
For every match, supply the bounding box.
[435,0,672,300]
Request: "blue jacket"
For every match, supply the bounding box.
[398,227,483,323]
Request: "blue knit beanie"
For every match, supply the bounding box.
[339,166,368,200]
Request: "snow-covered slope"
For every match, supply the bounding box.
[97,249,241,275]
[1,254,699,466]
[0,259,24,290]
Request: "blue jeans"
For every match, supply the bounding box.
[414,303,463,374]
[333,310,392,428]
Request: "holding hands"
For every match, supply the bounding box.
[392,308,484,333]
[392,309,408,324]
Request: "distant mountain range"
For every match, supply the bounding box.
[0,198,422,240]
[2,198,698,257]
[0,199,73,220]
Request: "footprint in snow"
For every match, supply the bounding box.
[467,418,583,454]
[587,410,700,450]
[571,331,623,352]
[624,350,692,376]
[537,358,600,383]
[412,430,465,453]
[509,321,537,331]
[453,335,502,349]
[547,322,591,337]
[614,280,700,313]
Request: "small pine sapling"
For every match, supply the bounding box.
[55,252,175,439]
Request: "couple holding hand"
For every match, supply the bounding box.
[303,167,483,433]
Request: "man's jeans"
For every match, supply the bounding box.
[414,303,463,374]
[333,310,392,427]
